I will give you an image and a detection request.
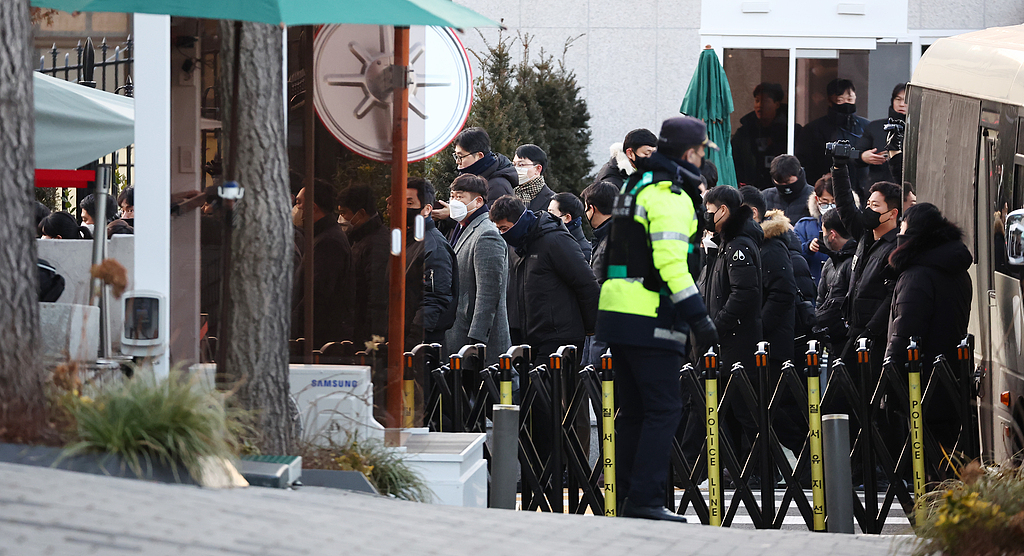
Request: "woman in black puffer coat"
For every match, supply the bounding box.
[884,202,972,451]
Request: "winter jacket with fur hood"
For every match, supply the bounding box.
[698,204,763,372]
[759,210,798,364]
[794,190,858,284]
[593,142,634,188]
[884,225,972,368]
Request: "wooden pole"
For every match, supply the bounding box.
[302,26,316,363]
[386,26,410,441]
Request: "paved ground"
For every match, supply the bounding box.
[0,462,916,556]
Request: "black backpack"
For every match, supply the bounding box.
[37,258,65,302]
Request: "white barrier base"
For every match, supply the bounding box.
[400,429,487,508]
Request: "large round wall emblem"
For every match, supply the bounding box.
[313,25,473,163]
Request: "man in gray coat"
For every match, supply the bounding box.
[444,174,511,364]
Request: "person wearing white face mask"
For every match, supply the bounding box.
[511,144,555,212]
[443,174,511,365]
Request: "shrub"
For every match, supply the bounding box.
[425,31,593,197]
[61,371,241,483]
[914,460,1024,556]
[300,435,431,502]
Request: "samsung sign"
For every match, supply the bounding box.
[310,379,359,388]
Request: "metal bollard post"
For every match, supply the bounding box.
[549,351,565,513]
[754,341,774,526]
[907,338,926,503]
[490,404,520,509]
[823,414,854,533]
[498,354,514,405]
[856,337,877,526]
[450,353,464,432]
[704,347,722,527]
[600,351,616,516]
[403,353,415,429]
[805,340,826,532]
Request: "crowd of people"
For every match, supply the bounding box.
[204,75,968,521]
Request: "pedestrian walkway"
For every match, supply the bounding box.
[0,462,915,556]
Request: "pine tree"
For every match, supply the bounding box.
[425,32,592,197]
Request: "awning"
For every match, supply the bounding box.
[34,71,134,170]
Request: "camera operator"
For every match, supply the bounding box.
[856,83,908,186]
[831,141,900,389]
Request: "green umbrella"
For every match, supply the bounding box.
[680,47,737,187]
[31,0,498,29]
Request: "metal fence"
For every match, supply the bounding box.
[36,37,135,192]
[415,335,978,533]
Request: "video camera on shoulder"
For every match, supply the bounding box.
[824,139,854,159]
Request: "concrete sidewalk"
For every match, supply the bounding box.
[0,462,915,556]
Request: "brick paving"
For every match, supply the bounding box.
[0,462,915,555]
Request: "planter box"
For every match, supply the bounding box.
[299,469,378,494]
[400,430,487,508]
[0,442,197,485]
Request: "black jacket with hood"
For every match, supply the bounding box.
[759,210,797,364]
[763,169,814,224]
[814,237,857,346]
[592,142,633,188]
[508,211,600,343]
[698,204,764,372]
[884,225,973,368]
[832,162,898,339]
[477,153,517,202]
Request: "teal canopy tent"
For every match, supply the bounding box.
[680,47,737,187]
[34,72,134,170]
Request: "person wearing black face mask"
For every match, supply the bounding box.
[828,150,902,471]
[403,178,458,353]
[762,154,814,223]
[796,78,871,201]
[490,194,599,472]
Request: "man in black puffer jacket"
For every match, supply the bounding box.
[814,209,857,357]
[491,194,600,471]
[699,186,763,373]
[699,185,763,478]
[491,195,599,354]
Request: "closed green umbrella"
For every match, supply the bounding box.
[680,47,737,187]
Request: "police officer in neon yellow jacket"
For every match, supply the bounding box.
[596,116,719,522]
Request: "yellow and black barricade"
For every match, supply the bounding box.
[600,351,616,517]
[805,340,825,531]
[907,338,926,502]
[704,346,722,526]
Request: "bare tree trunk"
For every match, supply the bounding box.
[0,0,45,440]
[219,21,294,454]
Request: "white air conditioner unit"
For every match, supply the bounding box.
[190,364,384,444]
